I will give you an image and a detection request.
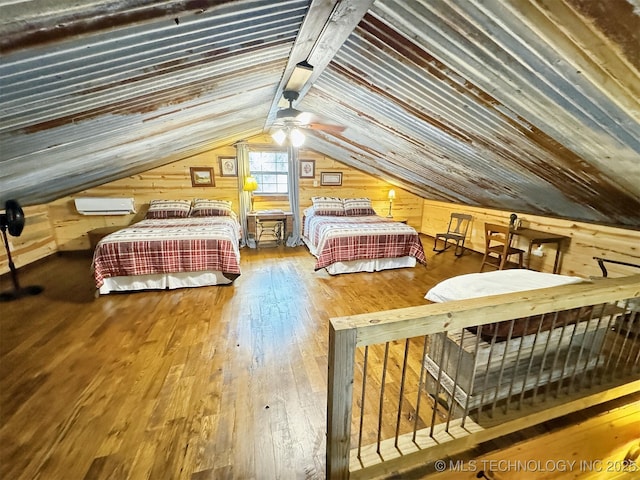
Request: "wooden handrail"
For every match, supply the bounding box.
[326,274,640,479]
[331,274,640,346]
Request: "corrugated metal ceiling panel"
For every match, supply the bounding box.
[1,0,310,204]
[1,0,639,229]
[297,0,640,227]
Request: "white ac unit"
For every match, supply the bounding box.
[74,197,136,215]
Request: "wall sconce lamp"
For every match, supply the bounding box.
[387,189,396,218]
[243,176,258,212]
[271,126,305,147]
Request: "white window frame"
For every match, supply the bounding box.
[248,148,289,195]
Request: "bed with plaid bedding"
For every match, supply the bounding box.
[92,216,241,289]
[303,213,426,271]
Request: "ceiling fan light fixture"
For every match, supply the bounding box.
[290,128,305,147]
[271,129,287,145]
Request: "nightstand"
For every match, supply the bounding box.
[246,211,293,246]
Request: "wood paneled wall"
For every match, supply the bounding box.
[421,200,640,278]
[46,135,422,252]
[293,149,423,225]
[6,137,636,281]
[49,145,240,251]
[0,205,56,274]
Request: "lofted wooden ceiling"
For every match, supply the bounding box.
[1,0,639,228]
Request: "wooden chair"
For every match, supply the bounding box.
[480,223,525,271]
[433,213,472,257]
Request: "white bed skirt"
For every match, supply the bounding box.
[98,270,233,294]
[324,256,416,275]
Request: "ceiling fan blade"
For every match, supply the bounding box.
[296,111,313,124]
[307,123,346,133]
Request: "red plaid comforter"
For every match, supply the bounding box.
[92,216,241,287]
[303,214,427,270]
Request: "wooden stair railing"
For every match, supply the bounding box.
[326,275,640,479]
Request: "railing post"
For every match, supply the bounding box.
[326,322,357,479]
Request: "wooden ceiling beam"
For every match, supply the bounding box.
[264,0,374,130]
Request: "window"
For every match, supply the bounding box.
[249,150,289,194]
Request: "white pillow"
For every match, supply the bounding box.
[425,269,587,303]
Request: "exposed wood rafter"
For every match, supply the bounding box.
[264,0,375,132]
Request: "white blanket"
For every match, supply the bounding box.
[425,269,587,303]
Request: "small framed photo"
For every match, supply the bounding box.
[190,167,215,187]
[321,171,342,186]
[300,159,315,178]
[219,156,238,177]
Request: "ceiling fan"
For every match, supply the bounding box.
[271,90,344,146]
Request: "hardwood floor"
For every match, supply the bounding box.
[0,241,637,479]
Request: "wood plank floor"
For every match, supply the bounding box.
[410,398,640,480]
[1,240,637,479]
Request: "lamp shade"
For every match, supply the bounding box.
[243,176,258,192]
[388,189,396,200]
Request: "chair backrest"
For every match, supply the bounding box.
[484,222,512,254]
[447,213,472,236]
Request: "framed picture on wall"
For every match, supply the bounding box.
[300,159,315,178]
[320,172,342,186]
[219,156,238,177]
[190,167,215,187]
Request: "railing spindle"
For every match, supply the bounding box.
[376,342,390,454]
[582,303,608,390]
[491,319,515,416]
[461,326,483,428]
[504,317,540,413]
[413,335,429,443]
[544,311,571,401]
[394,339,410,448]
[447,328,467,430]
[429,332,448,437]
[357,346,369,461]
[477,326,500,418]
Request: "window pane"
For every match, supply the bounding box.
[249,150,289,194]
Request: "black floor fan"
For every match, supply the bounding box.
[1,199,44,302]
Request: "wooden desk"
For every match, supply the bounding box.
[246,211,293,245]
[510,227,569,274]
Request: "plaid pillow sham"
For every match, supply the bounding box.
[343,197,376,216]
[311,196,345,216]
[190,199,233,216]
[145,200,192,219]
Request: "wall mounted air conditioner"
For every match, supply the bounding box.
[74,197,136,215]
